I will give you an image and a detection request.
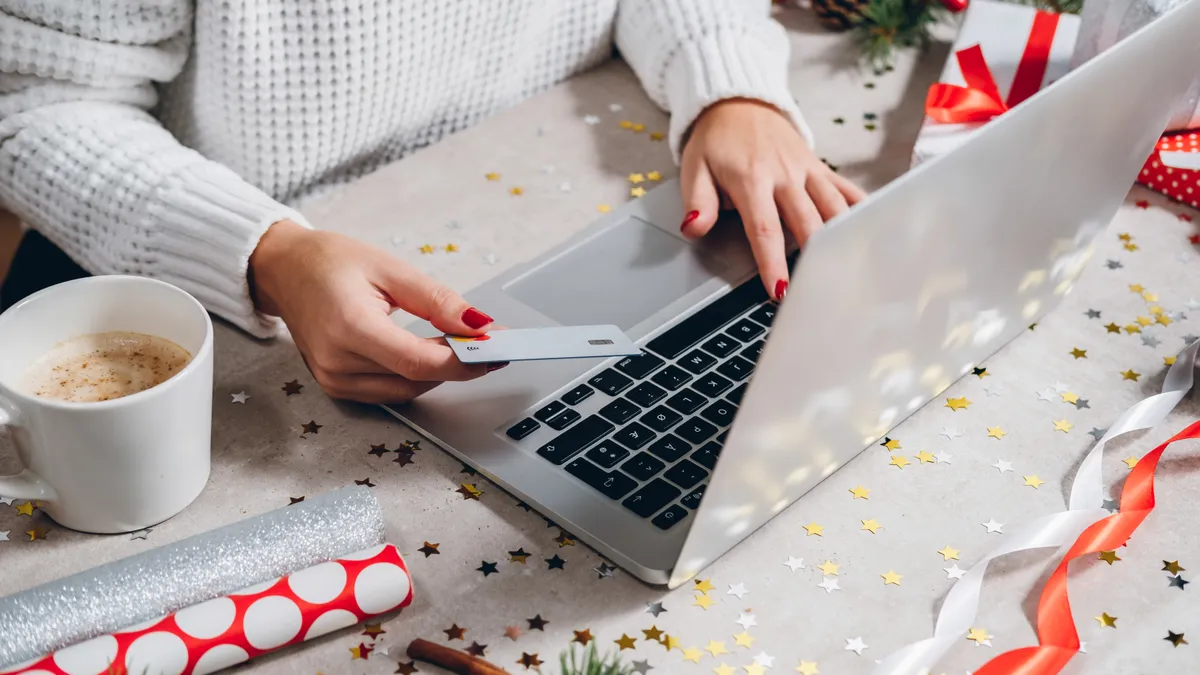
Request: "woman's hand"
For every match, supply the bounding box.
[679,98,866,301]
[249,220,503,403]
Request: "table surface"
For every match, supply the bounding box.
[3,7,1199,675]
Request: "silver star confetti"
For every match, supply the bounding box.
[983,385,1005,397]
[631,660,652,675]
[0,531,9,542]
[736,613,758,630]
[1074,399,1091,410]
[983,519,1005,534]
[939,426,963,440]
[1105,260,1123,270]
[583,115,600,125]
[818,577,841,593]
[594,562,616,579]
[1053,381,1070,393]
[130,528,152,540]
[784,556,806,571]
[727,583,748,599]
[934,451,953,464]
[944,564,966,580]
[753,652,776,668]
[993,459,1014,473]
[608,103,623,112]
[230,391,250,404]
[1089,427,1107,441]
[1142,334,1162,348]
[0,497,13,506]
[1037,388,1058,402]
[1085,309,1101,319]
[1101,498,1119,512]
[645,601,667,617]
[844,637,868,655]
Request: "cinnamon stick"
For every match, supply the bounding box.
[406,638,511,675]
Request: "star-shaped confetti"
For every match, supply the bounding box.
[945,564,967,580]
[889,455,910,469]
[457,483,483,500]
[993,459,1014,473]
[935,451,953,463]
[508,548,530,564]
[972,366,989,378]
[1169,575,1190,590]
[354,477,375,488]
[940,426,963,440]
[714,665,735,675]
[445,243,459,253]
[1098,550,1121,564]
[1105,260,1123,270]
[966,628,992,646]
[572,629,593,646]
[393,449,415,467]
[282,380,303,395]
[796,661,819,675]
[628,173,645,184]
[1061,391,1079,404]
[350,643,373,660]
[737,613,758,630]
[649,132,665,141]
[849,485,870,499]
[646,601,667,617]
[632,660,652,674]
[554,531,576,547]
[509,187,524,196]
[694,578,716,593]
[818,560,839,575]
[526,614,548,631]
[394,662,418,675]
[1095,612,1117,628]
[230,391,250,404]
[1122,369,1141,381]
[983,519,1004,534]
[1023,474,1046,489]
[915,450,935,464]
[464,641,487,657]
[706,641,729,657]
[818,577,841,593]
[945,397,971,411]
[594,562,616,578]
[987,427,1007,440]
[938,545,960,561]
[1085,309,1101,319]
[682,647,704,663]
[881,437,901,451]
[288,496,305,504]
[631,186,647,198]
[518,653,542,669]
[844,637,868,655]
[861,519,883,534]
[803,522,824,536]
[1074,398,1090,410]
[694,593,715,610]
[881,570,903,585]
[301,420,322,435]
[727,583,748,599]
[733,632,755,649]
[0,531,8,543]
[1143,334,1162,348]
[1123,455,1140,469]
[477,561,498,577]
[130,528,152,541]
[1164,560,1185,574]
[362,622,385,638]
[784,556,806,571]
[418,244,435,254]
[15,501,34,517]
[1069,347,1087,359]
[368,443,390,458]
[1166,631,1188,647]
[647,171,662,181]
[444,624,466,640]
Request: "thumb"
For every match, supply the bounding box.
[377,262,495,336]
[679,153,721,239]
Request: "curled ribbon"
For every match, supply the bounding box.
[925,11,1061,124]
[872,340,1200,675]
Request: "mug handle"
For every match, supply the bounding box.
[0,396,57,501]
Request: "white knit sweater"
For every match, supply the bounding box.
[0,0,808,337]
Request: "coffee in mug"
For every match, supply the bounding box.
[21,332,192,403]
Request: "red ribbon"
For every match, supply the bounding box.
[974,419,1200,675]
[925,11,1060,124]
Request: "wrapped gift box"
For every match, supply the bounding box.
[1139,131,1200,208]
[911,0,1081,166]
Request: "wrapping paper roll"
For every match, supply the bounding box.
[0,486,385,669]
[0,544,412,675]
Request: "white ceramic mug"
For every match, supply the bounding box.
[0,276,213,533]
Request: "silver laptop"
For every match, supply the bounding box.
[390,3,1200,588]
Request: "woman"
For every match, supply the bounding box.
[0,0,863,403]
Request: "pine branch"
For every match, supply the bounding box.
[558,644,634,675]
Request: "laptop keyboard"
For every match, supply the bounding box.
[504,275,776,531]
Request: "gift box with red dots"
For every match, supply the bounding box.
[2,544,412,675]
[1139,130,1200,209]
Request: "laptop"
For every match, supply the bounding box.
[389,2,1200,588]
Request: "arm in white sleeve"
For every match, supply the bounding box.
[614,0,814,162]
[0,1,307,337]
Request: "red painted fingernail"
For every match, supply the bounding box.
[680,210,700,231]
[462,307,493,329]
[774,280,788,301]
[487,361,509,372]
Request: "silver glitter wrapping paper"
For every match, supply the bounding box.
[0,485,384,669]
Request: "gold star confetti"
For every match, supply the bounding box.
[1061,391,1079,404]
[861,519,883,534]
[650,132,665,141]
[1121,369,1141,381]
[631,186,647,198]
[509,187,524,196]
[628,173,646,184]
[643,626,664,642]
[694,593,715,610]
[938,546,960,561]
[619,120,634,129]
[615,634,637,650]
[706,641,730,657]
[26,527,48,541]
[419,244,435,254]
[1165,355,1178,366]
[966,628,991,645]
[1143,291,1159,302]
[456,483,483,500]
[1118,234,1133,243]
[445,243,459,253]
[1124,242,1139,251]
[987,426,1007,440]
[1105,322,1122,333]
[818,560,840,575]
[1099,550,1121,564]
[714,665,735,675]
[973,367,989,378]
[1070,347,1087,359]
[14,502,34,517]
[647,171,662,181]
[485,172,500,181]
[889,455,910,469]
[1165,631,1188,647]
[881,570,903,585]
[631,123,645,132]
[915,450,936,464]
[1095,612,1117,628]
[796,661,819,675]
[1164,560,1185,574]
[1127,282,1143,291]
[1150,305,1165,315]
[1123,323,1141,334]
[1136,315,1153,326]
[694,578,716,593]
[573,629,593,645]
[881,437,901,451]
[683,647,704,663]
[945,396,971,411]
[1158,314,1173,326]
[1023,475,1045,489]
[349,644,372,660]
[733,632,755,648]
[849,485,870,499]
[1122,455,1139,469]
[508,548,531,564]
[662,635,680,651]
[554,531,576,547]
[803,522,824,536]
[744,665,767,675]
[597,204,612,213]
[362,622,385,638]
[1053,419,1073,433]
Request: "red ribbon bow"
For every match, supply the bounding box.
[925,11,1060,124]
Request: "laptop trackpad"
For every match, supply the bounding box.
[504,216,727,331]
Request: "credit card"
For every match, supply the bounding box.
[444,325,640,364]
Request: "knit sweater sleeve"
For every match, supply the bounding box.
[0,1,308,338]
[614,0,814,162]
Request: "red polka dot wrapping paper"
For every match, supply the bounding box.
[1139,130,1200,209]
[0,544,412,675]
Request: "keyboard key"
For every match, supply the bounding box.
[646,278,769,359]
[621,452,666,481]
[700,401,737,428]
[537,415,614,465]
[648,434,691,462]
[627,381,667,407]
[652,504,688,530]
[651,365,692,391]
[741,340,765,362]
[717,356,754,382]
[681,484,707,509]
[680,349,717,374]
[613,422,656,450]
[693,372,733,397]
[717,430,729,444]
[534,401,567,422]
[727,319,765,342]
[599,398,641,425]
[727,383,748,405]
[749,303,777,326]
[641,405,683,432]
[561,384,594,406]
[664,459,709,489]
[506,417,540,440]
[614,352,665,379]
[692,442,722,469]
[677,418,718,444]
[566,458,637,499]
[589,368,633,396]
[545,408,581,430]
[666,388,707,415]
[701,334,740,359]
[586,441,630,468]
[622,478,681,517]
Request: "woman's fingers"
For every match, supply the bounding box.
[317,371,441,404]
[726,178,791,301]
[679,152,721,238]
[352,313,490,382]
[806,174,850,222]
[374,258,495,336]
[775,183,824,253]
[830,171,868,205]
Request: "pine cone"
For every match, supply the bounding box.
[810,0,870,30]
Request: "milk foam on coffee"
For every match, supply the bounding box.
[21,331,192,403]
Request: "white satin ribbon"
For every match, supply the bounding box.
[873,340,1199,675]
